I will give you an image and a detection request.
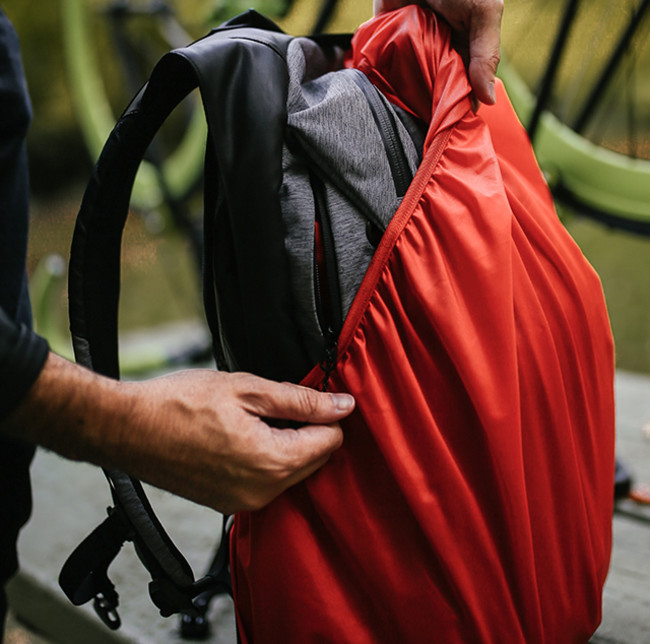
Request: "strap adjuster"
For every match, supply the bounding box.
[58,507,132,630]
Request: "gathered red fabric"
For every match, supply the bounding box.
[230,7,615,642]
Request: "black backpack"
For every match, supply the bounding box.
[60,10,423,631]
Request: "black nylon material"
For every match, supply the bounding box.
[65,11,354,619]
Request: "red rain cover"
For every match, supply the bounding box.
[231,7,615,642]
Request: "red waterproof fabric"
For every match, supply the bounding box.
[231,7,615,642]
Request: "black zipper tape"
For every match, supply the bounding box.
[310,170,343,390]
[345,68,413,198]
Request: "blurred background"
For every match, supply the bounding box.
[2,1,649,642]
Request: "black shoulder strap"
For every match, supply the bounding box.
[62,44,218,629]
[68,54,197,378]
[62,11,324,626]
[68,10,298,378]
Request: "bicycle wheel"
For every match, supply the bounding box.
[499,0,650,232]
[62,0,210,211]
[61,0,368,213]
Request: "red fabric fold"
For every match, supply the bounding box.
[231,7,615,642]
[351,7,473,148]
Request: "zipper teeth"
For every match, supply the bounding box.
[346,68,412,198]
[310,169,342,391]
[311,171,343,335]
[298,128,454,392]
[374,99,411,197]
[313,243,326,335]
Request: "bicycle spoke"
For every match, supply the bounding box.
[573,0,650,136]
[499,0,650,225]
[527,0,581,140]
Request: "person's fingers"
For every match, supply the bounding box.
[371,0,504,105]
[467,1,503,105]
[226,420,344,511]
[271,422,345,484]
[239,375,355,425]
[373,0,410,15]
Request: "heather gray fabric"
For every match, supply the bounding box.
[281,38,421,365]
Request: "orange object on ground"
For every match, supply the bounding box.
[231,7,615,642]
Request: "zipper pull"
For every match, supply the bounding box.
[319,326,338,392]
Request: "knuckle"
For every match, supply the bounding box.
[295,386,322,418]
[480,0,504,15]
[267,448,298,479]
[473,50,501,72]
[241,495,266,512]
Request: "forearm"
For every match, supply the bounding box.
[1,351,136,467]
[1,351,351,513]
[1,352,194,502]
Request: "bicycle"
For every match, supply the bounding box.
[61,0,650,233]
[60,0,368,213]
[499,0,650,234]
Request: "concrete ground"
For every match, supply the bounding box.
[5,370,650,644]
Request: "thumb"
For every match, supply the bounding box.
[468,5,502,105]
[245,379,355,426]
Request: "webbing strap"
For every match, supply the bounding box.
[58,509,131,629]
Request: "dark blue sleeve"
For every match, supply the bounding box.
[0,9,48,420]
[0,6,33,324]
[0,305,48,419]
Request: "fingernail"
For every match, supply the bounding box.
[488,81,496,104]
[332,393,355,412]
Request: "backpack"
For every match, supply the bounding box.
[59,10,423,629]
[229,8,615,642]
[62,7,616,641]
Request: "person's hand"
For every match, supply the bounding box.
[3,353,354,514]
[122,370,352,513]
[373,0,503,105]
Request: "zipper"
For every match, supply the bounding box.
[288,82,408,388]
[310,169,342,391]
[345,68,413,198]
[319,331,338,393]
[312,250,338,392]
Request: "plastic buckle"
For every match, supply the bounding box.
[93,588,122,630]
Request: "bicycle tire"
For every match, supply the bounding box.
[498,0,650,231]
[62,0,207,210]
[61,0,353,213]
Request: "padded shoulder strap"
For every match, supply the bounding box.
[65,11,298,621]
[68,11,296,377]
[69,53,197,376]
[64,50,210,625]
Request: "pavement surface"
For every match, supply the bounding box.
[5,370,650,644]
